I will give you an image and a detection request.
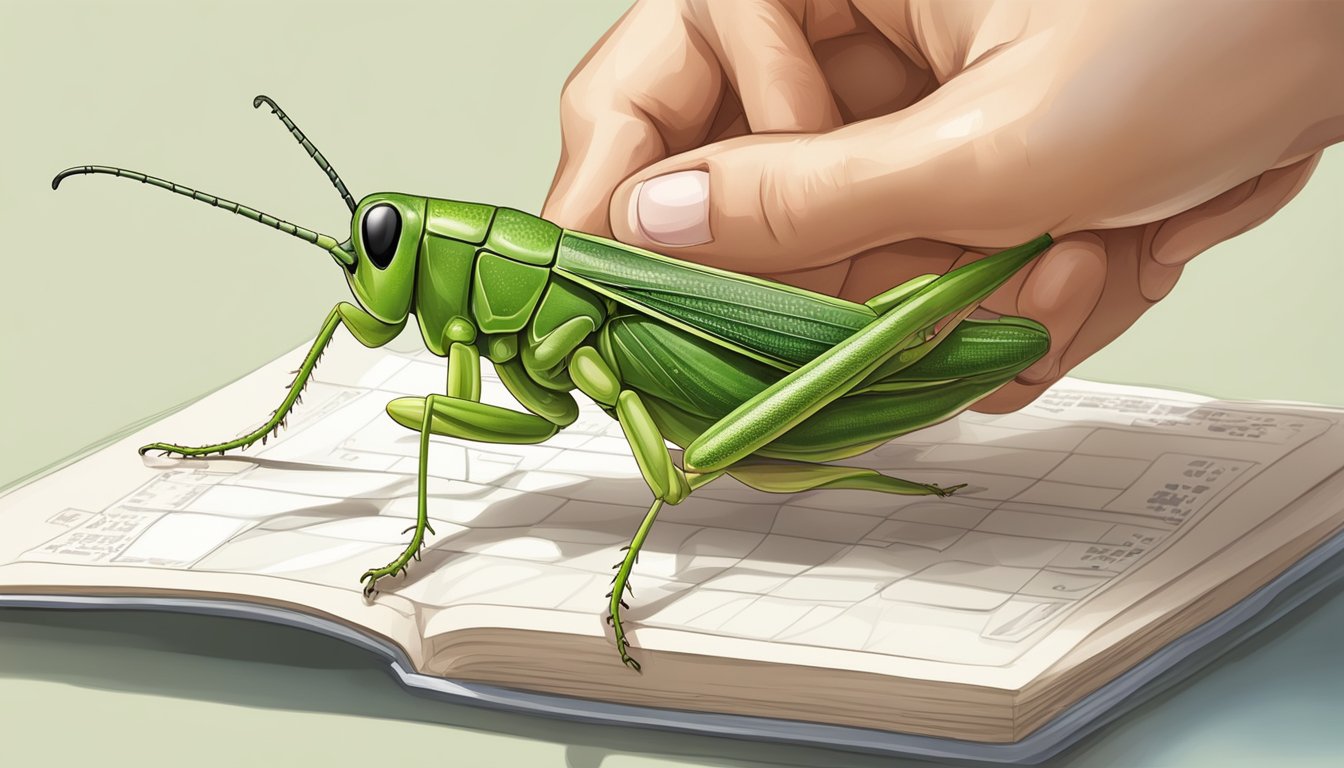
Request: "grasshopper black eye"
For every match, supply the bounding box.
[362,203,401,270]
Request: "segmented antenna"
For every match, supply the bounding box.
[253,95,357,213]
[51,165,355,267]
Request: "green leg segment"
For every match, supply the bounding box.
[683,235,1052,472]
[725,459,963,496]
[570,332,973,670]
[570,346,693,671]
[363,342,561,597]
[360,392,445,597]
[141,302,404,458]
[383,395,561,444]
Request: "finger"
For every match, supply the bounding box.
[835,238,967,302]
[543,112,668,237]
[1140,153,1322,301]
[981,153,1322,412]
[1014,233,1108,384]
[756,258,853,295]
[699,3,917,144]
[541,0,725,235]
[692,0,842,132]
[705,96,749,144]
[602,0,845,254]
[606,39,1069,271]
[609,0,1335,273]
[811,20,934,123]
[967,233,1107,412]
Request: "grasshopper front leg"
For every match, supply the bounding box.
[141,302,405,458]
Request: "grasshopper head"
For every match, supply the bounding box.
[344,193,425,324]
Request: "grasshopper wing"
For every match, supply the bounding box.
[555,232,876,367]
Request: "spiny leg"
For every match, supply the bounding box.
[140,302,404,458]
[608,497,663,672]
[604,386,701,671]
[361,336,482,598]
[360,382,561,597]
[594,399,959,669]
[604,459,962,659]
[569,347,691,671]
[604,470,731,672]
[360,393,443,597]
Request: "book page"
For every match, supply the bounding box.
[2,331,1341,692]
[0,335,430,664]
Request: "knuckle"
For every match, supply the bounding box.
[757,165,799,249]
[558,78,600,130]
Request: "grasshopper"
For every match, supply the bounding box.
[53,96,1052,670]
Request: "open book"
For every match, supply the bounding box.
[3,331,1342,763]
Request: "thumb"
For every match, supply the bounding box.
[609,134,849,272]
[607,47,1064,272]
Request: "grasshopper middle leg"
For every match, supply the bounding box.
[568,343,965,670]
[364,339,579,597]
[569,346,697,671]
[364,392,559,596]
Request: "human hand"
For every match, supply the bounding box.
[542,0,1343,411]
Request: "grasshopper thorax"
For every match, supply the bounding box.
[409,200,562,358]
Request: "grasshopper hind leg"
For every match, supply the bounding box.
[572,345,963,671]
[726,460,965,498]
[602,457,959,671]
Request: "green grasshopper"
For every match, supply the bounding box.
[53,96,1052,670]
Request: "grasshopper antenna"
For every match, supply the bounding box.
[253,95,357,214]
[51,165,357,268]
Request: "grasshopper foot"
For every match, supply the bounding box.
[622,653,643,673]
[607,613,643,673]
[359,568,391,599]
[139,441,234,458]
[138,409,295,460]
[932,483,968,497]
[358,522,432,599]
[359,560,413,599]
[606,597,643,673]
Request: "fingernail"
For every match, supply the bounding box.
[632,170,711,247]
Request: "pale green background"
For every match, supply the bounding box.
[1,1,1341,766]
